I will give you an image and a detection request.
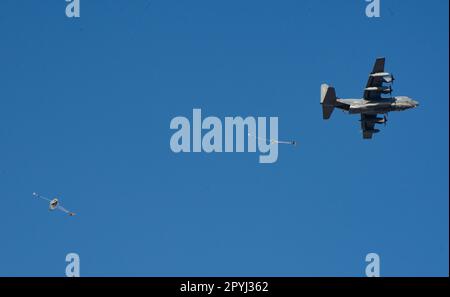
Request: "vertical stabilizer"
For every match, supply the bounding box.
[320,84,337,120]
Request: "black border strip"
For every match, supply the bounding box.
[0,277,448,295]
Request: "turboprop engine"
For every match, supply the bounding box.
[370,117,387,124]
[370,72,395,83]
[360,115,388,125]
[367,128,380,134]
[364,86,393,94]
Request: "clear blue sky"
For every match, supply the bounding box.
[0,0,448,276]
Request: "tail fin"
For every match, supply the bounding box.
[320,84,337,120]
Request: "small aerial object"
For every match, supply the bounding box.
[320,57,419,139]
[248,133,297,146]
[32,192,76,216]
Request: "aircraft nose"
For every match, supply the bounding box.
[413,100,419,107]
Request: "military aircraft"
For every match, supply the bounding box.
[320,57,419,139]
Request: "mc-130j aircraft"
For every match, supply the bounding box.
[321,57,419,139]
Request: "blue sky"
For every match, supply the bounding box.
[0,0,448,276]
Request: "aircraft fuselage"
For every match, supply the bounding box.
[336,96,419,115]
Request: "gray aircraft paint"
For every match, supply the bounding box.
[320,57,419,139]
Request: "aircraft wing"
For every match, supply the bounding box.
[363,57,386,100]
[360,114,379,139]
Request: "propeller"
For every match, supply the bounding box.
[380,74,395,98]
[384,75,394,97]
[383,114,388,126]
[389,74,395,91]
